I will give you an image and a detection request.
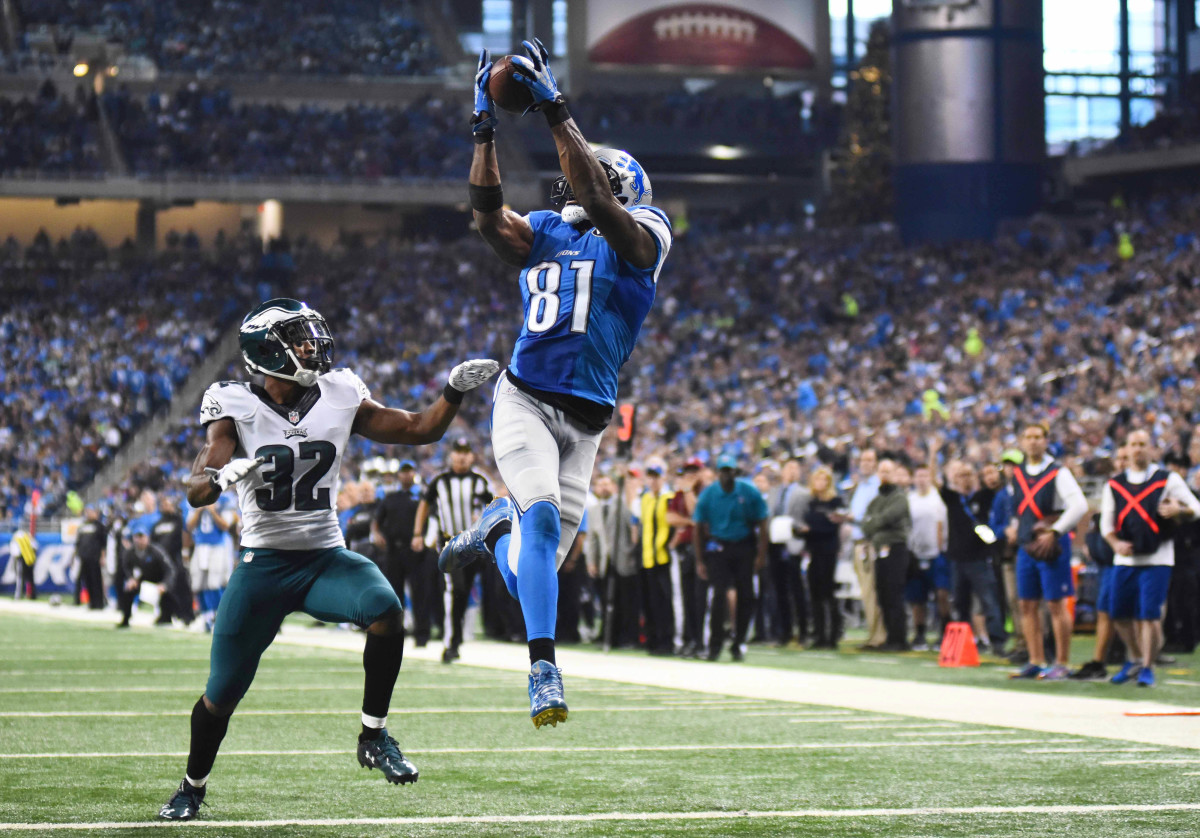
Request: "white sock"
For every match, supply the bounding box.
[362,712,387,730]
[184,773,208,789]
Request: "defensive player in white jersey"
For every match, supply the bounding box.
[159,298,497,820]
[439,38,672,728]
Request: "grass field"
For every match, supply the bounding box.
[2,608,1199,837]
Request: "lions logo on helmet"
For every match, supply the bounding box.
[594,148,651,208]
[551,148,652,225]
[239,298,334,388]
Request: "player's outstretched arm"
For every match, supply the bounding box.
[353,360,500,445]
[468,49,533,268]
[186,418,240,508]
[512,38,658,270]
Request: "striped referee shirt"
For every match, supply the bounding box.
[424,469,493,541]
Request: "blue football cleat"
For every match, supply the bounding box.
[438,497,514,572]
[1110,661,1141,684]
[1136,666,1155,688]
[528,660,568,729]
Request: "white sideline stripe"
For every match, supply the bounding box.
[1166,680,1200,687]
[843,723,961,730]
[1100,758,1200,765]
[1023,747,1162,754]
[5,600,1199,749]
[4,802,1200,830]
[892,730,1019,738]
[0,739,1084,759]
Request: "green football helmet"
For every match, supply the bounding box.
[239,298,334,387]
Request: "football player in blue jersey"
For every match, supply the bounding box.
[439,37,672,728]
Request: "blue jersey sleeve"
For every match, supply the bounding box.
[524,211,563,264]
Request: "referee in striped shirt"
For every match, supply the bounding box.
[414,437,493,662]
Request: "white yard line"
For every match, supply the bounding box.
[1022,747,1161,754]
[788,716,895,724]
[0,705,777,718]
[0,740,1083,760]
[1099,758,1200,765]
[4,599,1198,749]
[742,710,857,717]
[843,723,961,730]
[892,730,1019,737]
[2,803,1200,831]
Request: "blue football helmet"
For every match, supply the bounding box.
[551,148,653,222]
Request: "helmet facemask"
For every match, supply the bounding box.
[551,161,623,225]
[244,312,334,388]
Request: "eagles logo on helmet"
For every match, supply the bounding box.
[552,148,653,226]
[238,298,334,388]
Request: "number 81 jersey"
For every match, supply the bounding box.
[509,207,672,407]
[198,369,371,550]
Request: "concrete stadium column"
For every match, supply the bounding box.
[892,0,1043,243]
[135,200,156,252]
[511,0,553,52]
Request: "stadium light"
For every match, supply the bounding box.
[73,63,89,77]
[708,145,745,160]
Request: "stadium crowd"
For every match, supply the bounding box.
[104,85,472,180]
[17,0,441,76]
[0,230,260,524]
[0,82,103,175]
[5,185,1200,675]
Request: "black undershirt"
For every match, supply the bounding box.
[506,371,612,433]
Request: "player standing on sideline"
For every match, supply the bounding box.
[1101,430,1200,686]
[439,38,672,728]
[158,298,497,819]
[1007,422,1088,680]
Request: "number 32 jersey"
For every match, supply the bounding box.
[509,207,672,407]
[198,369,370,550]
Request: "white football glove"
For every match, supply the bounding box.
[205,456,266,491]
[448,359,500,392]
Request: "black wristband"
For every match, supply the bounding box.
[469,183,504,213]
[543,101,571,126]
[473,127,494,144]
[443,383,465,405]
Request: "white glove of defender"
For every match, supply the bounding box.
[448,359,500,392]
[205,456,266,491]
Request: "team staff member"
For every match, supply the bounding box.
[906,464,947,650]
[373,461,434,648]
[415,437,493,663]
[693,454,769,662]
[74,506,108,609]
[1101,430,1200,687]
[638,459,676,655]
[847,450,885,650]
[1007,422,1088,680]
[669,458,705,657]
[861,459,912,652]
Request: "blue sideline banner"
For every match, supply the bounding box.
[0,533,75,595]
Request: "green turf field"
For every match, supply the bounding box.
[1,611,1199,837]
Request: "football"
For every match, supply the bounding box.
[486,55,535,114]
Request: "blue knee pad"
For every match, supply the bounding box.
[517,501,561,641]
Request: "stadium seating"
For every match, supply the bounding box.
[18,0,442,76]
[0,232,260,521]
[72,187,1200,516]
[0,82,103,175]
[104,86,472,179]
